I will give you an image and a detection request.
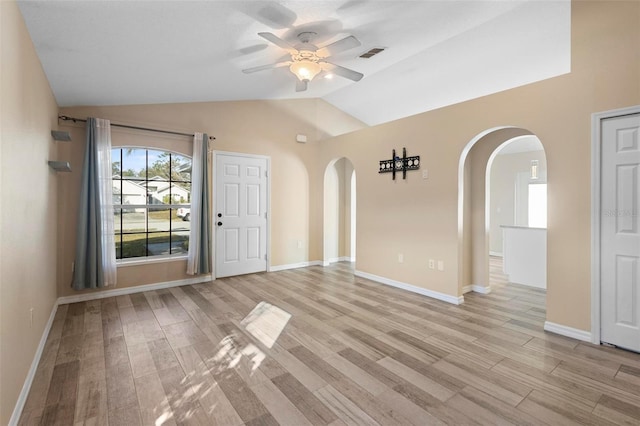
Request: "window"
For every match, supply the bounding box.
[528,183,547,228]
[112,148,192,260]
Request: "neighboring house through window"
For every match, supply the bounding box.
[112,148,192,260]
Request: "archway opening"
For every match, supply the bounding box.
[487,136,547,295]
[458,127,548,309]
[323,157,356,265]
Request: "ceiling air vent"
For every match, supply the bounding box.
[359,47,385,59]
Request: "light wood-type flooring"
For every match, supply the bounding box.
[18,260,640,425]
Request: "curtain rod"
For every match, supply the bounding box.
[58,115,216,140]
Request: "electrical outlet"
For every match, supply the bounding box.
[422,169,429,179]
[297,240,303,249]
[437,260,444,271]
[398,253,404,263]
[29,308,34,328]
[428,259,435,269]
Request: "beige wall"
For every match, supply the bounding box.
[57,100,365,297]
[318,0,640,331]
[490,149,547,255]
[0,1,59,423]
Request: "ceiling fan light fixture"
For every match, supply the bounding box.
[244,31,364,92]
[289,60,321,81]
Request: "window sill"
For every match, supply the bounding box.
[117,255,188,268]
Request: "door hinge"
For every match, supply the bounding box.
[265,254,268,261]
[265,212,268,219]
[265,170,268,178]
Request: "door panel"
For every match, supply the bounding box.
[616,165,638,234]
[224,164,240,177]
[601,113,640,352]
[247,165,261,178]
[224,228,239,262]
[615,255,637,325]
[246,227,260,260]
[246,184,260,216]
[215,154,268,278]
[224,183,240,217]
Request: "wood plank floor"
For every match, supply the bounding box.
[18,261,640,425]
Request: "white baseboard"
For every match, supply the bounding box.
[57,275,213,305]
[9,302,59,426]
[268,261,323,272]
[472,284,492,294]
[489,251,503,257]
[462,284,492,295]
[354,270,464,305]
[318,257,353,267]
[544,321,592,342]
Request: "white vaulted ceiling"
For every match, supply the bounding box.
[17,0,570,126]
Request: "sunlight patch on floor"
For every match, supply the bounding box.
[241,301,292,349]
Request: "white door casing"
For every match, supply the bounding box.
[214,152,269,278]
[599,111,640,352]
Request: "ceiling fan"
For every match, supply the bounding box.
[242,31,364,92]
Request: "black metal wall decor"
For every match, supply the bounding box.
[379,148,420,180]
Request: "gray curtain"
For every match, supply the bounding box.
[72,118,116,289]
[197,134,211,274]
[187,133,211,274]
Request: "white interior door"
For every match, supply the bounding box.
[215,153,268,278]
[601,112,640,352]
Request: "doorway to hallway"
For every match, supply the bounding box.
[323,157,356,265]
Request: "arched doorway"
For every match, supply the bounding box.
[323,157,356,265]
[487,136,547,292]
[458,127,548,301]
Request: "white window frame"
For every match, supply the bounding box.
[112,147,192,264]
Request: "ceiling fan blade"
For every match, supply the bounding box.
[242,61,291,74]
[321,62,364,82]
[295,79,308,92]
[316,35,361,58]
[256,3,297,29]
[258,32,295,52]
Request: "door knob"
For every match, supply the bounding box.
[217,221,223,226]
